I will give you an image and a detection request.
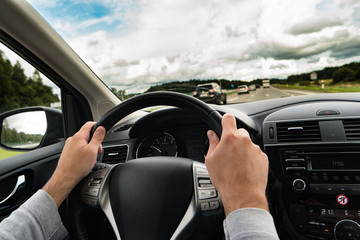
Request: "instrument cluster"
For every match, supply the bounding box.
[135,128,209,162]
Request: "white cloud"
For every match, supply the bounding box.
[5,111,47,135]
[287,16,343,36]
[25,0,360,93]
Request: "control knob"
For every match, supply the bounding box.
[292,179,306,192]
[334,220,360,240]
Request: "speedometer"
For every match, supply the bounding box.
[136,132,178,158]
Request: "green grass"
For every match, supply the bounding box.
[0,148,25,160]
[273,84,360,93]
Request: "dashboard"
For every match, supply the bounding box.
[99,92,360,240]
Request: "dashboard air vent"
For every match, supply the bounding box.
[276,121,321,142]
[102,145,128,164]
[343,119,360,140]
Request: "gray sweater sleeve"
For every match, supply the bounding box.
[223,208,279,240]
[0,189,68,240]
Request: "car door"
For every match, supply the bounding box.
[0,2,95,222]
[0,139,65,221]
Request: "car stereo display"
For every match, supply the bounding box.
[309,153,360,170]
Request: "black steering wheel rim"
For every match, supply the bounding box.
[90,91,223,140]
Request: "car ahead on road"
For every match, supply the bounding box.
[1,1,360,240]
[193,83,227,105]
[249,84,256,91]
[237,85,250,94]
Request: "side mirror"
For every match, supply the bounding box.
[0,107,64,151]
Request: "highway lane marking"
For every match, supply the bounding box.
[270,87,291,95]
[285,89,318,95]
[227,95,239,102]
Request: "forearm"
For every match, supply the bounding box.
[43,169,76,208]
[0,190,68,239]
[224,208,279,240]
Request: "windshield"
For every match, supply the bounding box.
[18,0,360,104]
[196,85,213,91]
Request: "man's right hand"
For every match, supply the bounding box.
[205,114,269,216]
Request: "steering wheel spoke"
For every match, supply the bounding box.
[192,162,223,216]
[81,160,223,240]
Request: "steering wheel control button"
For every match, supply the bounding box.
[292,179,306,192]
[82,196,91,205]
[89,198,98,206]
[198,189,217,200]
[92,162,110,171]
[193,162,223,216]
[90,178,102,184]
[81,195,98,206]
[199,179,211,184]
[201,202,210,211]
[198,178,212,187]
[81,166,111,207]
[196,167,209,176]
[85,187,99,197]
[209,201,220,210]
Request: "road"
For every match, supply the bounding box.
[226,87,321,104]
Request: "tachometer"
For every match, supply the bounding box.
[136,132,178,158]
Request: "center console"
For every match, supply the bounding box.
[266,145,360,239]
[262,102,360,239]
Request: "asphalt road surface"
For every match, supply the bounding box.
[226,86,321,104]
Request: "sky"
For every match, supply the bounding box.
[5,111,47,135]
[19,0,360,93]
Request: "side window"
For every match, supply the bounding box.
[0,43,63,161]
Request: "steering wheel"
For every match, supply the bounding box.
[69,91,225,240]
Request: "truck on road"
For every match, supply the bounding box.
[262,79,270,88]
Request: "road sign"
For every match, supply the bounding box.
[310,71,317,80]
